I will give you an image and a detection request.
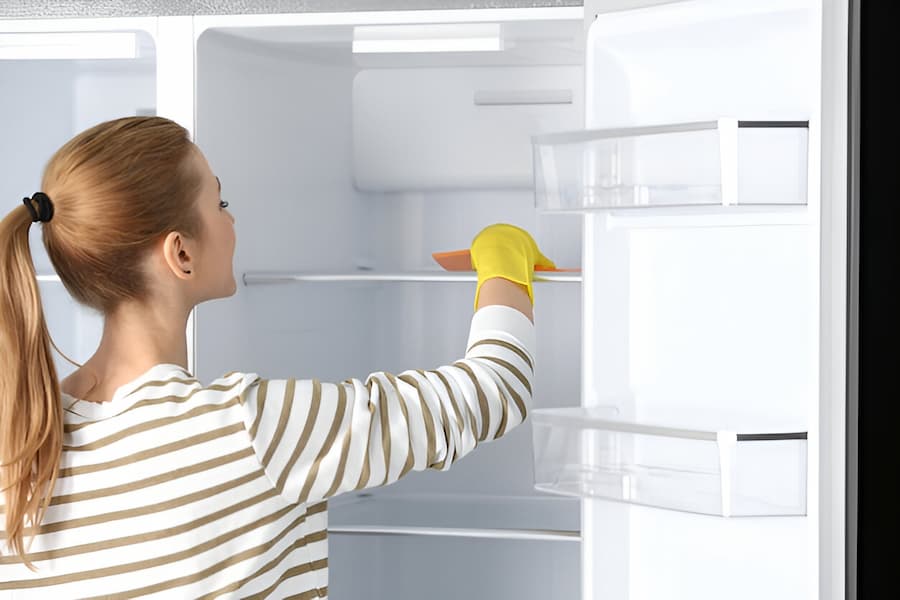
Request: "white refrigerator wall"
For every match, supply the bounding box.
[581,1,819,598]
[0,54,155,378]
[193,21,584,600]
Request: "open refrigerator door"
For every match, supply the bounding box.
[526,0,838,598]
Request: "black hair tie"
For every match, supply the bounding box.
[23,192,54,223]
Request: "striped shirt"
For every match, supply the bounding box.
[0,305,535,599]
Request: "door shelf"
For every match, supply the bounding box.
[532,119,809,213]
[242,270,582,285]
[531,407,807,517]
[328,493,580,542]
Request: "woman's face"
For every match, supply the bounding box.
[190,148,237,302]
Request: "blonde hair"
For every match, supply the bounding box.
[0,116,203,566]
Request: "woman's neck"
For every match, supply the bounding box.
[62,299,192,402]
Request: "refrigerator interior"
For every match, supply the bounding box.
[575,0,820,598]
[0,31,157,380]
[194,14,585,600]
[0,1,827,597]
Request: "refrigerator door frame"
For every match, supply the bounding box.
[154,16,198,372]
[845,0,857,594]
[819,0,852,599]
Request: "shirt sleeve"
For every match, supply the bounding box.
[238,305,536,506]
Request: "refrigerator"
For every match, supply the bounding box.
[0,0,849,598]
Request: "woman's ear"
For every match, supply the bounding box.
[161,231,194,279]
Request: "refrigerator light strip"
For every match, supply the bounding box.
[353,37,501,53]
[352,23,502,54]
[0,32,138,60]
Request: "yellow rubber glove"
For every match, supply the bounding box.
[470,223,556,310]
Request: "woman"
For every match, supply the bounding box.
[0,116,553,598]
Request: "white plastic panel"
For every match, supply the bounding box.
[352,65,584,191]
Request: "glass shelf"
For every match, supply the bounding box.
[34,271,476,286]
[327,493,580,542]
[242,270,583,285]
[531,407,807,517]
[532,119,809,213]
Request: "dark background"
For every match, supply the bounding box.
[855,0,897,598]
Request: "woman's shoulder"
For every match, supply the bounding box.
[61,367,261,425]
[208,370,262,392]
[203,370,267,409]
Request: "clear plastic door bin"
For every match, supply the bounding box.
[533,119,809,212]
[531,407,807,516]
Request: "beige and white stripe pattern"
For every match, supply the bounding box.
[0,305,535,598]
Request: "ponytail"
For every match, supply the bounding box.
[0,204,62,568]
